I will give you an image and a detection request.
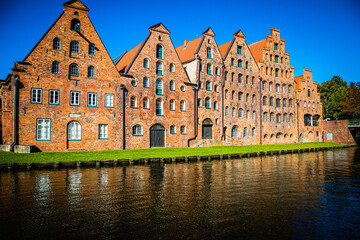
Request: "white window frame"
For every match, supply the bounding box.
[105,94,114,108]
[49,90,60,105]
[31,88,43,104]
[99,124,108,139]
[37,118,51,141]
[87,92,97,107]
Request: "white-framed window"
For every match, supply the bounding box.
[170,80,175,91]
[180,100,186,111]
[37,118,51,141]
[143,77,149,88]
[143,97,149,109]
[180,125,186,134]
[89,43,95,55]
[170,99,175,110]
[68,121,81,141]
[132,125,143,136]
[170,125,176,134]
[99,124,108,139]
[87,92,97,107]
[31,88,43,104]
[105,94,114,107]
[70,91,80,106]
[49,90,60,105]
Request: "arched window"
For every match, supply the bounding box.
[170,63,175,72]
[269,82,273,91]
[232,91,235,100]
[262,81,266,91]
[225,90,228,99]
[69,63,79,76]
[70,19,81,32]
[270,97,274,106]
[238,92,243,101]
[276,98,281,107]
[252,127,255,137]
[170,99,175,110]
[308,89,311,97]
[214,101,218,110]
[53,38,61,50]
[246,110,250,119]
[87,66,94,78]
[143,77,149,88]
[270,112,274,122]
[89,43,95,55]
[207,47,213,58]
[263,112,268,122]
[68,121,81,140]
[170,80,175,91]
[282,84,286,93]
[288,85,292,93]
[130,96,137,108]
[283,98,286,107]
[141,97,149,109]
[238,60,242,68]
[232,107,236,117]
[132,125,143,136]
[276,84,280,93]
[289,114,293,123]
[156,79,163,95]
[156,98,163,116]
[238,74,242,83]
[170,125,176,134]
[264,134,268,139]
[246,94,249,102]
[225,106,229,116]
[156,61,163,75]
[206,81,212,91]
[205,97,211,109]
[70,41,80,53]
[263,96,267,106]
[225,71,228,81]
[231,125,239,138]
[283,113,287,122]
[304,101,307,108]
[243,127,248,137]
[207,63,213,75]
[253,111,256,120]
[180,100,186,111]
[252,77,255,85]
[246,75,249,84]
[231,72,235,82]
[276,114,281,123]
[308,101,311,108]
[246,61,249,69]
[276,133,281,139]
[289,99,293,108]
[156,44,163,59]
[252,94,256,103]
[52,61,60,74]
[239,108,243,118]
[181,126,186,134]
[143,58,149,68]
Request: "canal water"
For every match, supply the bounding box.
[1,148,360,239]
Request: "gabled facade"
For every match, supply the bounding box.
[176,27,224,147]
[115,23,195,149]
[0,0,122,151]
[219,30,260,145]
[295,69,323,142]
[249,28,298,143]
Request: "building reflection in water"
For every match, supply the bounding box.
[0,148,359,239]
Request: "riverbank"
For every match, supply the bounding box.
[0,142,353,170]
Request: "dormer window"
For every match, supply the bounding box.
[71,19,81,32]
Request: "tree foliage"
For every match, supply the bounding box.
[341,82,360,119]
[318,76,348,119]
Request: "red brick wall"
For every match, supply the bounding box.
[323,120,356,145]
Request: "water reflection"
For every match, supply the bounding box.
[1,149,360,239]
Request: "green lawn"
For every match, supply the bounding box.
[0,142,344,164]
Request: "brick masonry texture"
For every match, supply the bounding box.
[0,0,324,152]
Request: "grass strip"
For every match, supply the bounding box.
[0,142,343,164]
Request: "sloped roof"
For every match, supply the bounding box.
[175,36,203,63]
[115,43,142,73]
[218,40,232,58]
[248,39,267,63]
[63,0,89,11]
[294,75,303,90]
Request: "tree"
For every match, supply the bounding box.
[318,76,348,119]
[341,82,360,119]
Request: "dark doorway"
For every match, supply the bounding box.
[150,124,165,147]
[202,118,213,139]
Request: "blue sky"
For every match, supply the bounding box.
[0,0,359,84]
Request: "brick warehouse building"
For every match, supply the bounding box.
[0,0,323,152]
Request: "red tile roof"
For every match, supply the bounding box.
[248,39,266,63]
[176,36,203,63]
[115,42,142,73]
[219,40,232,59]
